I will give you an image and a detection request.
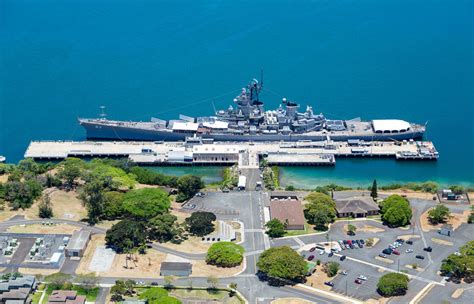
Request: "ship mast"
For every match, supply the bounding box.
[99,106,107,120]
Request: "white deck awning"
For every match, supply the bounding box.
[172,122,199,131]
[372,119,410,132]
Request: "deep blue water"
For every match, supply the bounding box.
[1,0,473,187]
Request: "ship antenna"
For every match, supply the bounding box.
[212,102,217,115]
[260,69,264,88]
[99,105,107,120]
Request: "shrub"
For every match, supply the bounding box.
[377,273,409,296]
[257,246,307,283]
[206,242,244,267]
[265,218,286,238]
[122,188,170,219]
[323,262,340,277]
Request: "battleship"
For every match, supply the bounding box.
[79,76,426,142]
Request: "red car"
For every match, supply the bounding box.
[355,279,363,284]
[392,250,400,255]
[308,255,315,261]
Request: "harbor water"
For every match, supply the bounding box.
[1,0,473,187]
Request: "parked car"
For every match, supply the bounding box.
[308,255,315,261]
[359,239,365,244]
[405,249,414,253]
[358,242,363,248]
[379,253,387,258]
[319,250,325,255]
[392,250,400,255]
[416,255,425,260]
[349,243,355,249]
[341,270,348,275]
[340,255,346,261]
[309,247,316,252]
[355,279,363,284]
[406,240,413,245]
[424,246,433,252]
[382,248,393,255]
[324,281,335,287]
[358,275,368,281]
[345,244,350,249]
[328,252,334,257]
[151,282,158,286]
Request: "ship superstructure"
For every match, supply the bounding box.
[79,76,426,142]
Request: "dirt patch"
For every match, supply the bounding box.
[431,238,453,246]
[18,268,59,276]
[365,298,390,304]
[78,235,168,278]
[95,220,120,230]
[48,190,87,221]
[405,264,424,272]
[272,298,313,304]
[397,234,421,241]
[304,265,333,291]
[379,190,435,200]
[76,235,107,275]
[451,288,464,299]
[366,238,380,248]
[159,236,212,254]
[420,209,470,232]
[0,175,8,183]
[344,224,385,234]
[375,256,394,264]
[7,223,80,234]
[191,260,243,277]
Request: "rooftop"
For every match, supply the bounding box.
[65,230,91,251]
[269,199,305,227]
[335,197,379,214]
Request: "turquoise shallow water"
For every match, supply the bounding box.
[1,0,473,186]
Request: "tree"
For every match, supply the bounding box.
[304,192,336,230]
[257,246,307,284]
[58,158,83,189]
[5,179,43,209]
[105,219,146,253]
[323,262,340,277]
[440,241,474,282]
[377,273,409,296]
[265,218,286,238]
[38,194,53,218]
[185,211,216,236]
[74,273,98,291]
[44,273,72,290]
[380,195,412,227]
[176,175,204,202]
[370,179,378,199]
[347,224,357,235]
[428,205,451,225]
[206,242,244,267]
[102,191,125,220]
[80,180,105,225]
[207,276,219,289]
[148,213,179,243]
[122,188,171,219]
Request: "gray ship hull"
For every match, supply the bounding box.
[81,121,424,142]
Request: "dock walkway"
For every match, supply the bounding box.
[24,139,439,166]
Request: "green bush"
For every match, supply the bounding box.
[377,273,409,296]
[323,262,340,277]
[380,195,412,227]
[257,246,307,282]
[122,188,170,219]
[206,242,244,267]
[139,287,181,304]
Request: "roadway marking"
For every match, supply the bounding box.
[244,250,264,256]
[294,237,305,247]
[263,234,271,250]
[244,229,265,232]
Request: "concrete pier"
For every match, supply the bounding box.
[24,139,438,166]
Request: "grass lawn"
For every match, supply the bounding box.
[283,221,326,237]
[169,288,227,300]
[30,291,43,304]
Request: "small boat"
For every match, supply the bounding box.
[0,156,6,163]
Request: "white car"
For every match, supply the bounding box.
[319,250,325,255]
[358,275,368,281]
[405,249,414,253]
[341,270,348,276]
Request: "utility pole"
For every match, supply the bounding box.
[397,259,400,272]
